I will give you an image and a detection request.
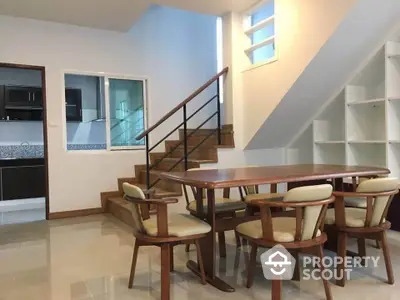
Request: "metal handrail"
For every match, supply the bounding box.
[140,68,228,191]
[111,116,144,143]
[136,67,228,141]
[110,105,144,131]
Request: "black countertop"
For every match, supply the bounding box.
[0,158,45,167]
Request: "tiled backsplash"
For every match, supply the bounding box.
[0,144,107,158]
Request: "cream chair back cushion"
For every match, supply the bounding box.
[284,184,333,241]
[356,178,398,226]
[123,183,146,233]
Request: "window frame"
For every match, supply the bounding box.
[243,0,277,71]
[62,70,149,152]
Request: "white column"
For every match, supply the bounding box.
[222,12,248,149]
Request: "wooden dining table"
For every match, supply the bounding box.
[159,164,389,292]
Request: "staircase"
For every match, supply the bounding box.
[100,68,232,226]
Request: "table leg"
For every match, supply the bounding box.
[334,178,344,192]
[186,188,235,292]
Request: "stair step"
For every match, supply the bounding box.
[107,196,135,227]
[164,145,217,160]
[138,170,182,194]
[149,157,217,172]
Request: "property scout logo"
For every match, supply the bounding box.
[260,245,380,281]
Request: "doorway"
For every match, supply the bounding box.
[0,63,49,224]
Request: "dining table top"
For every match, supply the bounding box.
[159,164,390,188]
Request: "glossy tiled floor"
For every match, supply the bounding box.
[1,214,400,300]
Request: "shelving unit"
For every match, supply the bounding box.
[348,143,386,168]
[313,91,345,143]
[314,143,346,165]
[287,40,400,177]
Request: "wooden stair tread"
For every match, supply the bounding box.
[159,157,217,164]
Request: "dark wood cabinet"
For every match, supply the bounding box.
[1,165,45,200]
[0,85,82,122]
[4,86,32,107]
[65,88,82,122]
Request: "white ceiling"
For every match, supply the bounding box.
[0,0,260,32]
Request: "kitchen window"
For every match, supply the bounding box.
[244,0,276,66]
[64,72,147,151]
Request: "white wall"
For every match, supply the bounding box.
[0,5,218,213]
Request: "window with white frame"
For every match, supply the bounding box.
[244,0,275,66]
[64,73,147,152]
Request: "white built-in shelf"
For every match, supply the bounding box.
[348,140,386,144]
[314,143,345,165]
[315,141,345,144]
[347,98,385,106]
[288,43,397,173]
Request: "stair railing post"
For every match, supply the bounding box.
[183,105,188,171]
[216,77,222,145]
[145,133,150,192]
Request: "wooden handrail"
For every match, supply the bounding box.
[136,67,229,140]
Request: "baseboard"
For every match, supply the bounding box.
[48,207,103,220]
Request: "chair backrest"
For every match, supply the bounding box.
[122,183,146,234]
[284,184,333,241]
[355,178,399,227]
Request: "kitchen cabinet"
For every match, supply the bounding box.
[65,88,82,122]
[0,159,45,201]
[0,85,82,122]
[4,86,43,108]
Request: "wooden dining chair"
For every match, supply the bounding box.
[324,177,399,287]
[123,183,211,300]
[183,167,247,257]
[345,175,387,249]
[236,184,335,300]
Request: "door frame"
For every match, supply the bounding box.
[0,62,50,220]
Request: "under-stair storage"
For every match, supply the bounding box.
[313,91,345,143]
[387,98,400,142]
[314,143,346,165]
[287,45,390,170]
[347,100,385,142]
[348,143,386,168]
[346,48,385,104]
[388,143,400,178]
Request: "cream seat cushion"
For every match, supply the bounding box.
[236,217,321,243]
[344,197,368,208]
[143,213,211,237]
[244,193,285,203]
[188,198,247,213]
[324,208,383,228]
